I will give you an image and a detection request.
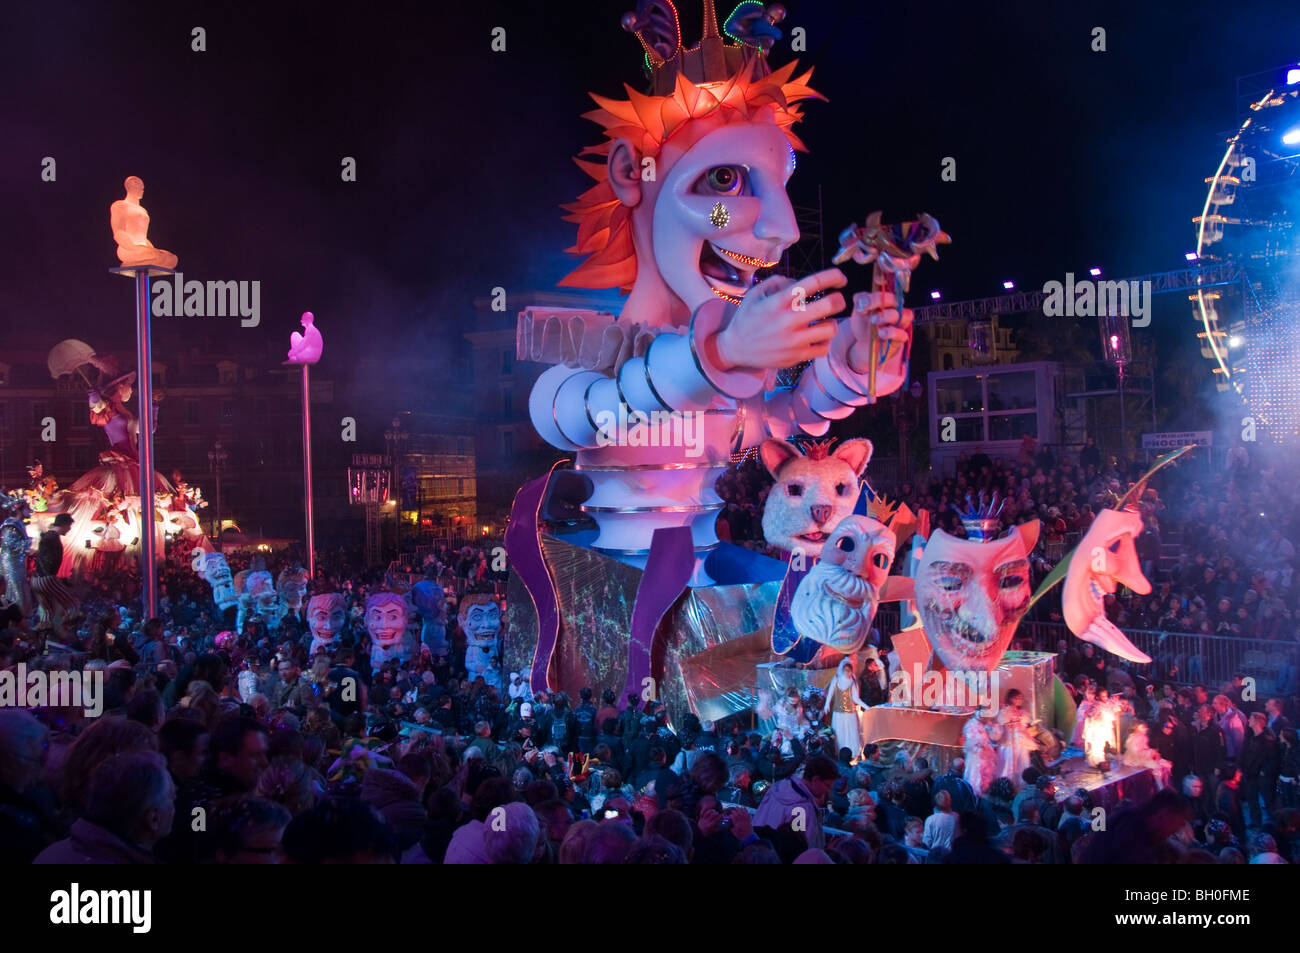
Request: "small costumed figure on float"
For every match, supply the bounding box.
[821,657,868,761]
[961,713,999,796]
[1081,686,1123,770]
[1122,721,1173,789]
[993,688,1037,787]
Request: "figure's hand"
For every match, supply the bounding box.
[713,269,847,372]
[847,290,914,397]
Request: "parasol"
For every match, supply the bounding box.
[47,339,97,380]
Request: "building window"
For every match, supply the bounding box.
[221,399,235,419]
[501,387,512,418]
[502,349,513,374]
[502,430,514,457]
[942,353,953,371]
[185,400,201,426]
[32,401,50,427]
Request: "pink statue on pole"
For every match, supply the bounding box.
[287,311,323,364]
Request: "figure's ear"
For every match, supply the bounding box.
[1014,519,1041,553]
[607,138,643,208]
[760,438,801,479]
[833,438,873,478]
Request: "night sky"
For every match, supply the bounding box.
[3,0,1298,409]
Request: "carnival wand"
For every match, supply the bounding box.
[832,212,950,402]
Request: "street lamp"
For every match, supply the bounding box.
[1099,310,1133,462]
[207,440,228,543]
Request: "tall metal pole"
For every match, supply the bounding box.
[134,271,158,619]
[301,362,316,579]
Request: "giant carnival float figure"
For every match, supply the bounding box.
[504,0,934,725]
[504,1,1175,787]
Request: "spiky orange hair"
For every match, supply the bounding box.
[560,61,823,293]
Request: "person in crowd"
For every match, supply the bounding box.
[35,751,174,864]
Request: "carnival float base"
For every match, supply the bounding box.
[503,528,787,724]
[1050,753,1156,813]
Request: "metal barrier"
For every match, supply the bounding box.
[872,608,1298,693]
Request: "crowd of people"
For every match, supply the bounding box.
[1,440,1298,864]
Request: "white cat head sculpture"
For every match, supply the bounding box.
[760,438,873,557]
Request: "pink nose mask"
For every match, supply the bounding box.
[810,504,832,525]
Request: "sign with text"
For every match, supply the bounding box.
[1141,431,1212,450]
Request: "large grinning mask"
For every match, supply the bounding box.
[366,593,411,649]
[307,593,346,652]
[916,521,1039,672]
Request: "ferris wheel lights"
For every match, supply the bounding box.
[1282,127,1300,146]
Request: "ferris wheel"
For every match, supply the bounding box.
[1194,65,1300,430]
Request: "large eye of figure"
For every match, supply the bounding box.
[696,165,748,196]
[786,484,804,497]
[1108,539,1122,553]
[872,552,890,570]
[937,576,963,592]
[835,483,848,496]
[836,536,855,553]
[1000,573,1026,589]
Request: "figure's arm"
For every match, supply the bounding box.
[527,317,729,451]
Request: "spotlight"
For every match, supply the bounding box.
[1002,280,1015,290]
[1283,127,1300,146]
[1185,252,1199,261]
[1288,67,1300,85]
[930,289,941,300]
[1089,267,1102,277]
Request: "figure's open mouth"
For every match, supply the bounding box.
[796,531,829,545]
[700,242,773,302]
[929,605,1001,657]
